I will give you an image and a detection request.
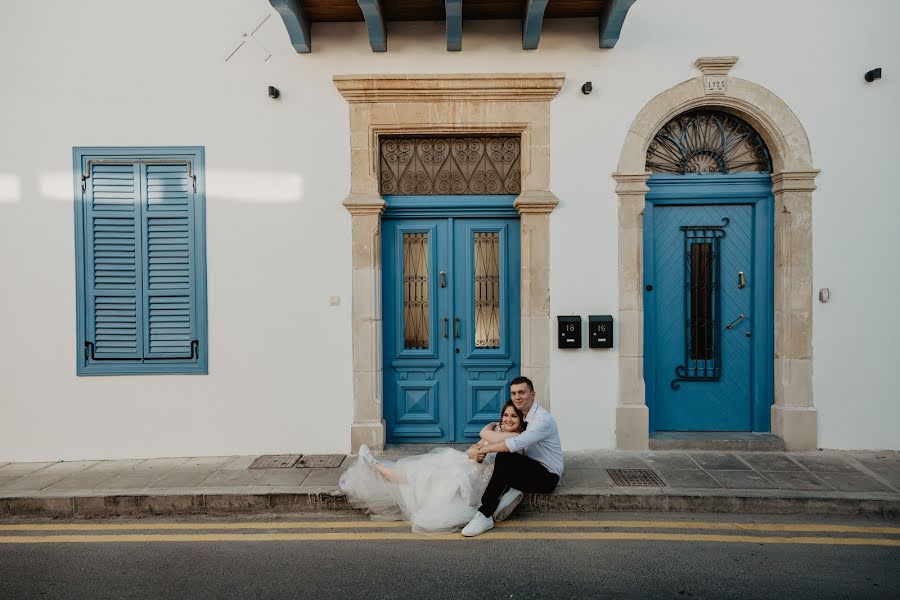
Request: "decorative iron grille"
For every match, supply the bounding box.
[380,136,521,195]
[403,232,430,349]
[474,232,500,348]
[671,218,728,390]
[647,110,772,174]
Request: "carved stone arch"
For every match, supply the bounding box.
[613,58,819,450]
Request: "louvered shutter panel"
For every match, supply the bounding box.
[84,163,144,360]
[141,162,197,358]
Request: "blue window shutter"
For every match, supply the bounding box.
[141,161,198,359]
[83,162,145,360]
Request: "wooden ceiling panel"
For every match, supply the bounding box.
[298,0,611,23]
[545,0,607,19]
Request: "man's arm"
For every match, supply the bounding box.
[479,422,520,443]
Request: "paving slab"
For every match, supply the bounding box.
[252,469,312,487]
[218,456,259,470]
[199,469,264,488]
[738,453,804,471]
[814,471,895,493]
[301,469,344,487]
[0,462,55,476]
[641,452,697,470]
[656,469,722,489]
[1,462,98,492]
[0,477,23,489]
[708,470,776,490]
[790,454,858,472]
[761,470,831,491]
[95,458,189,490]
[43,471,121,491]
[690,452,750,470]
[558,468,615,490]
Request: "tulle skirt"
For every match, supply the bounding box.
[339,448,493,533]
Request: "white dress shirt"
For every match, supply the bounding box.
[504,403,564,477]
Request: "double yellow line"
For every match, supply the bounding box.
[1,519,898,546]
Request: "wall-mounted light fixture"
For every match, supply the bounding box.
[864,68,882,83]
[268,85,281,99]
[581,81,593,95]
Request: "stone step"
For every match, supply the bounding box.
[649,433,786,451]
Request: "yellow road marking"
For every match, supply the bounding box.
[0,532,898,546]
[1,520,898,535]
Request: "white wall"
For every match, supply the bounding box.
[1,0,897,460]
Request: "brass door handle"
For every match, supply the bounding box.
[455,318,460,339]
[443,317,448,339]
[738,271,746,289]
[725,314,745,330]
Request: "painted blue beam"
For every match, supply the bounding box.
[269,0,311,53]
[446,0,462,52]
[522,0,550,50]
[357,0,386,52]
[599,0,636,49]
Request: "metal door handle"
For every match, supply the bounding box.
[738,271,746,289]
[442,317,448,339]
[440,271,446,288]
[454,318,460,339]
[725,313,745,330]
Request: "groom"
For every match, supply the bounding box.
[462,375,563,537]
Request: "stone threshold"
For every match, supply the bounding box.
[649,433,786,451]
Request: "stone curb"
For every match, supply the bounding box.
[2,491,897,519]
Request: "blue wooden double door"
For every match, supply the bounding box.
[645,174,774,432]
[383,217,520,442]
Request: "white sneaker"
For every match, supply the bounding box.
[358,444,377,467]
[461,512,494,537]
[492,488,523,522]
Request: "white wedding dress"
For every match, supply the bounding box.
[339,447,494,533]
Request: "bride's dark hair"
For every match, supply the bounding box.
[500,400,527,432]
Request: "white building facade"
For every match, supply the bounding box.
[1,0,897,462]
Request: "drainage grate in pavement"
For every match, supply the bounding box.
[607,468,666,487]
[296,454,346,468]
[248,455,301,469]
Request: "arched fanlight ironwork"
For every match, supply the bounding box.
[646,110,772,174]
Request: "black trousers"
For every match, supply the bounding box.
[478,452,559,517]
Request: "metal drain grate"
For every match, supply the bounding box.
[248,454,301,469]
[607,468,666,487]
[297,454,346,468]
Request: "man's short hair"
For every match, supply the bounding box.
[510,375,534,392]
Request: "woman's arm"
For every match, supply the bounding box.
[479,422,519,443]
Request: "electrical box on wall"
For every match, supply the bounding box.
[557,316,582,349]
[588,315,614,348]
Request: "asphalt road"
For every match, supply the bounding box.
[1,513,897,599]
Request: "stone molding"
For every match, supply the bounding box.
[694,56,739,76]
[336,73,564,451]
[334,73,566,103]
[613,64,818,451]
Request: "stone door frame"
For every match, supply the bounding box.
[334,73,564,451]
[614,57,819,450]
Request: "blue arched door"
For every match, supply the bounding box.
[644,174,774,432]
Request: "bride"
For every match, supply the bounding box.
[338,401,526,533]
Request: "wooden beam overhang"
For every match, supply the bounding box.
[522,0,550,50]
[445,0,462,52]
[598,0,636,48]
[270,1,638,54]
[269,0,311,53]
[357,0,386,52]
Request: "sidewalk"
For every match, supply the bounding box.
[1,449,898,519]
